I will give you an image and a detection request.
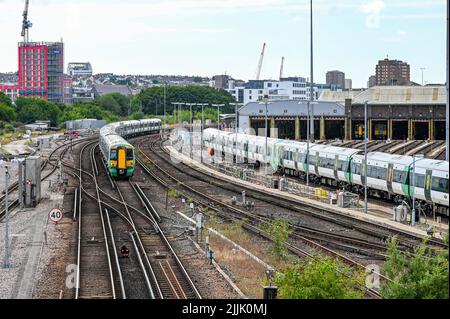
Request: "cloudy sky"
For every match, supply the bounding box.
[0,0,446,87]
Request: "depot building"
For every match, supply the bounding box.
[237,85,447,141]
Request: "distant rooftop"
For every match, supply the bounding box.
[239,99,345,117]
[91,84,132,97]
[319,85,446,105]
[353,85,446,105]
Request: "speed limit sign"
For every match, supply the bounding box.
[49,208,63,223]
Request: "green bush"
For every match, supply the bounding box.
[381,236,449,299]
[274,255,365,299]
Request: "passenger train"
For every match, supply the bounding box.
[99,119,161,178]
[174,128,449,216]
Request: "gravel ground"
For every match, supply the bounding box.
[0,140,67,299]
[135,161,244,299]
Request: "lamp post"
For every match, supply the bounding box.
[163,82,167,136]
[364,100,368,214]
[258,95,271,175]
[212,104,224,130]
[197,103,208,163]
[304,101,318,186]
[186,103,196,159]
[229,102,243,163]
[309,0,315,142]
[411,154,424,226]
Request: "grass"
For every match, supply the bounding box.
[167,188,181,198]
[206,216,297,298]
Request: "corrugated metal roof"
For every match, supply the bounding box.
[238,99,345,117]
[318,90,363,102]
[353,86,446,105]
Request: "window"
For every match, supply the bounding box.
[351,162,362,175]
[126,149,134,160]
[110,149,118,160]
[393,169,409,184]
[413,174,425,188]
[268,83,272,88]
[431,177,449,193]
[338,160,348,171]
[367,166,387,180]
[319,157,335,169]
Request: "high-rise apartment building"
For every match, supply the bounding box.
[375,58,410,86]
[18,41,64,103]
[367,75,376,88]
[326,70,345,89]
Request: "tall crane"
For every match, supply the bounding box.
[21,0,32,43]
[279,57,285,80]
[255,42,266,80]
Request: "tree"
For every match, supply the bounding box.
[381,236,449,299]
[0,102,17,122]
[136,85,235,115]
[0,92,13,107]
[15,97,61,126]
[274,255,365,299]
[96,93,131,116]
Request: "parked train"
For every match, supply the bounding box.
[99,119,161,178]
[173,128,449,216]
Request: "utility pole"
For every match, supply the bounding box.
[364,101,368,214]
[446,2,449,161]
[309,0,315,143]
[265,96,268,175]
[306,101,310,186]
[3,166,11,268]
[212,104,224,130]
[229,103,242,164]
[163,82,167,136]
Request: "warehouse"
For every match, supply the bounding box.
[237,85,447,141]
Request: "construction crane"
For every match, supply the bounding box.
[21,0,32,43]
[255,42,266,80]
[279,57,285,80]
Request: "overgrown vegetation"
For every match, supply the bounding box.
[262,219,292,259]
[381,235,449,299]
[274,255,366,299]
[167,188,181,198]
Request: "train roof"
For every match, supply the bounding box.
[414,158,449,172]
[310,143,361,156]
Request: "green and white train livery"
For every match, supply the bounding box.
[99,119,161,178]
[189,128,449,216]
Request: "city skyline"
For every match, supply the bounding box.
[0,0,447,88]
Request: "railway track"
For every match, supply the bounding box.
[74,141,122,299]
[112,177,201,299]
[141,137,446,249]
[135,137,405,297]
[62,138,200,299]
[0,136,97,221]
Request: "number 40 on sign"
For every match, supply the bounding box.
[49,208,63,223]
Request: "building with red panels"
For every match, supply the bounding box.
[0,84,19,102]
[18,41,64,103]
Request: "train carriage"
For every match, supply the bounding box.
[99,118,161,178]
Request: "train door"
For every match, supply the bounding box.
[118,148,126,169]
